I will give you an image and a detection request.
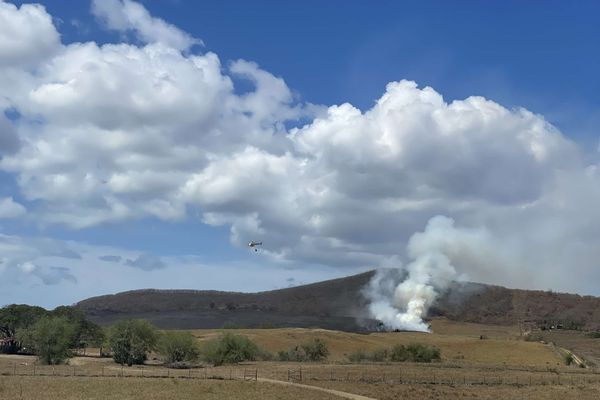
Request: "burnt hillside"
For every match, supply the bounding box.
[76,271,375,331]
[76,271,600,331]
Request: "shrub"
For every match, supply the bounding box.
[370,348,389,362]
[277,346,306,361]
[201,333,260,366]
[390,343,440,363]
[17,316,77,365]
[347,348,390,363]
[347,349,369,363]
[564,353,574,366]
[301,338,329,361]
[277,339,329,362]
[108,319,157,366]
[157,331,199,365]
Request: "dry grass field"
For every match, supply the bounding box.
[307,381,600,400]
[0,376,341,400]
[538,330,600,366]
[2,319,599,399]
[189,318,559,367]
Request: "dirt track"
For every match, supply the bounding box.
[258,377,377,400]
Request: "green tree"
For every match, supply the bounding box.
[17,316,77,365]
[157,331,199,365]
[0,304,48,353]
[50,306,104,352]
[201,333,259,366]
[108,319,157,366]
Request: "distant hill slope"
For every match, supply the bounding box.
[76,271,376,331]
[76,271,600,331]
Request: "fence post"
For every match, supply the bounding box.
[102,366,104,377]
[299,368,302,382]
[13,362,16,376]
[73,366,76,376]
[33,364,35,376]
[255,369,258,381]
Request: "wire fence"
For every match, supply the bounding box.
[3,362,600,387]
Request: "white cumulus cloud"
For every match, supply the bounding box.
[0,0,60,67]
[91,0,201,51]
[0,0,600,302]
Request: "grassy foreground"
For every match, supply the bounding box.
[308,380,600,400]
[0,376,339,400]
[190,318,560,366]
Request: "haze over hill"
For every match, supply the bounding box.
[76,271,600,331]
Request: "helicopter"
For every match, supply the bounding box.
[247,241,263,252]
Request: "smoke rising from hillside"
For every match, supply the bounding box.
[365,216,494,331]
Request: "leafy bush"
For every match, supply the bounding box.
[17,316,77,365]
[564,353,574,366]
[108,319,157,366]
[347,349,369,363]
[278,346,307,361]
[302,338,329,361]
[277,339,329,362]
[201,333,260,366]
[346,348,390,363]
[370,348,389,362]
[157,331,199,365]
[390,343,441,363]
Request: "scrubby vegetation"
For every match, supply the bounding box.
[390,343,441,362]
[0,304,104,364]
[347,348,388,363]
[201,333,263,366]
[347,343,440,363]
[157,331,200,366]
[17,316,77,364]
[277,338,329,361]
[564,353,574,365]
[108,319,157,366]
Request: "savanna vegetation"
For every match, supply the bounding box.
[0,304,104,364]
[107,319,157,366]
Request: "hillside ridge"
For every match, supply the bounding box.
[76,271,600,331]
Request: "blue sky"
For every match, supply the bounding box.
[1,0,600,309]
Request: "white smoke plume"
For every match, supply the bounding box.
[366,215,493,332]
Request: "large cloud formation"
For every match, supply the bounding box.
[1,0,600,302]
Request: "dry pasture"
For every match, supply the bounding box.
[2,319,598,399]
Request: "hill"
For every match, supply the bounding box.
[76,270,600,331]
